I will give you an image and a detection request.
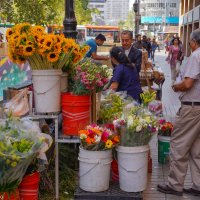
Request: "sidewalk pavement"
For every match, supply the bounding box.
[143,50,199,200]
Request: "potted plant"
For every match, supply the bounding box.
[6,23,88,113]
[113,106,158,192]
[78,124,119,192]
[157,119,173,164]
[61,59,110,135]
[0,116,44,200]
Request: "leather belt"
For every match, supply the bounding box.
[181,102,200,106]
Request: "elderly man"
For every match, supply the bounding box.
[120,30,142,73]
[157,28,200,197]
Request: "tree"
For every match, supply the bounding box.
[0,0,96,26]
[118,11,135,31]
[0,0,64,25]
[75,0,98,25]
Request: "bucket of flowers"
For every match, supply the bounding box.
[6,23,89,113]
[113,105,158,192]
[61,59,111,135]
[78,124,119,192]
[158,119,173,164]
[0,116,44,200]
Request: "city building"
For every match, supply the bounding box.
[88,0,107,25]
[104,0,129,25]
[139,0,180,38]
[179,0,200,56]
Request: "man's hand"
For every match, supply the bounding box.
[172,77,194,92]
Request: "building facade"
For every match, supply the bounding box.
[180,0,200,56]
[88,0,107,25]
[88,0,129,25]
[104,0,129,25]
[140,0,180,36]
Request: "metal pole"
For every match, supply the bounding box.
[63,0,77,39]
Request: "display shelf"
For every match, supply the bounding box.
[28,112,80,200]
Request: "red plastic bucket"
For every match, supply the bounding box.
[18,172,40,200]
[0,189,20,200]
[61,92,91,135]
[111,159,119,182]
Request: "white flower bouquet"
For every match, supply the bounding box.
[113,106,158,147]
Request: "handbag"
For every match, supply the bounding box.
[177,47,184,62]
[4,88,29,117]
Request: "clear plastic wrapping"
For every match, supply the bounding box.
[0,117,43,192]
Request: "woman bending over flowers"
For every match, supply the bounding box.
[109,46,142,102]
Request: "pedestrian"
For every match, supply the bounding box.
[142,35,152,58]
[151,38,158,62]
[157,28,200,197]
[121,30,142,74]
[85,34,110,61]
[133,34,143,50]
[166,37,184,85]
[109,46,142,102]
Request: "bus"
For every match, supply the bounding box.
[47,24,121,44]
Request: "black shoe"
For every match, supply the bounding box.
[183,188,200,196]
[157,184,183,196]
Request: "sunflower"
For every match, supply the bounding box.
[43,37,53,50]
[16,34,28,46]
[31,26,45,34]
[47,52,59,62]
[56,35,64,44]
[26,40,33,46]
[23,45,35,56]
[105,140,113,149]
[15,23,31,33]
[72,52,83,64]
[54,43,62,54]
[6,28,14,39]
[15,45,25,56]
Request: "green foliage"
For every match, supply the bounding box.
[98,94,124,124]
[0,0,64,25]
[1,0,96,26]
[75,0,93,24]
[118,11,135,30]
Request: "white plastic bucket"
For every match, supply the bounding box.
[32,69,62,113]
[116,145,149,192]
[60,72,68,92]
[78,147,112,192]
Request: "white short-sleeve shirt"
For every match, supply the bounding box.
[180,47,200,102]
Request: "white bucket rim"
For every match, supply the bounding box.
[158,135,171,142]
[32,69,62,76]
[116,145,149,153]
[79,146,112,154]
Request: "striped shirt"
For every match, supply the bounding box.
[180,47,200,102]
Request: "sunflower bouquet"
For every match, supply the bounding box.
[79,124,119,151]
[6,23,89,70]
